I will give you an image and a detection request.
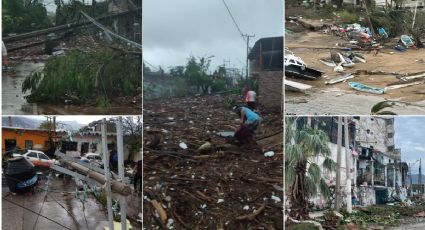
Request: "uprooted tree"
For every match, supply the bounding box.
[22,47,142,107]
[285,117,336,220]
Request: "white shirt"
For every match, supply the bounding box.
[245,91,256,102]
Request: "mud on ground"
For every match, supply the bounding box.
[143,95,283,229]
[286,28,425,115]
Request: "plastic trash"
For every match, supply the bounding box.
[179,142,188,149]
[271,195,282,203]
[264,151,275,157]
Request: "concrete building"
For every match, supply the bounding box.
[2,127,64,157]
[60,120,131,160]
[308,117,409,208]
[248,36,283,111]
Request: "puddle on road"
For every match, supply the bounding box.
[2,62,44,115]
[2,62,141,115]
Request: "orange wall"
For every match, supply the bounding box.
[2,128,51,154]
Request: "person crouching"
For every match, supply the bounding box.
[233,106,261,144]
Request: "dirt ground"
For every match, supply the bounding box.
[286,28,425,115]
[143,95,283,229]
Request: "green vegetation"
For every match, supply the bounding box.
[371,101,397,115]
[285,117,336,220]
[338,205,425,229]
[144,55,244,99]
[54,0,108,25]
[2,0,52,34]
[22,48,142,107]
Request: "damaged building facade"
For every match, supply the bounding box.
[309,117,409,208]
[248,36,283,111]
[60,120,131,159]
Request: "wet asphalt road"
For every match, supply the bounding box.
[2,173,109,230]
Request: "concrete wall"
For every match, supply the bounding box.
[355,117,394,154]
[254,71,282,110]
[310,142,355,208]
[65,135,130,159]
[2,128,52,153]
[358,186,376,206]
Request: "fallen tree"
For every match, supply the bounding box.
[22,47,142,107]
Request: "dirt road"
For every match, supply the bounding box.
[285,31,425,115]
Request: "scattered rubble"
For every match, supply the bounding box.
[143,94,283,229]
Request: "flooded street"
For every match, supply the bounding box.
[2,62,44,115]
[2,174,109,230]
[2,62,142,115]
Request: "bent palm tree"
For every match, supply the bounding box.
[285,117,336,220]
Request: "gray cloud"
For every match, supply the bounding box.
[143,0,283,72]
[395,117,425,174]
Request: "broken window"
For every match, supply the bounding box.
[61,141,78,151]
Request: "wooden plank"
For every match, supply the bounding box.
[256,132,283,152]
[325,74,354,85]
[285,79,312,92]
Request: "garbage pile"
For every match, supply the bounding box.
[143,95,283,229]
[320,50,366,72]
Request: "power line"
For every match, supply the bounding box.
[221,0,246,43]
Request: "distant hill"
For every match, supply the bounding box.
[2,116,83,131]
[407,174,425,185]
[2,116,43,129]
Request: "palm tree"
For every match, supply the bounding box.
[285,117,336,220]
[371,101,397,115]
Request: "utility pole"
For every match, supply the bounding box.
[243,34,255,82]
[116,117,127,230]
[418,158,423,194]
[410,163,413,189]
[371,159,374,187]
[335,117,342,211]
[393,162,396,188]
[102,119,114,230]
[344,117,352,213]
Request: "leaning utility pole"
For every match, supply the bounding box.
[335,117,343,211]
[243,34,255,81]
[344,117,352,213]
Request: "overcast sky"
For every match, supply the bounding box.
[395,117,425,174]
[143,0,283,73]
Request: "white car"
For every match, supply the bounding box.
[13,150,54,168]
[81,153,102,162]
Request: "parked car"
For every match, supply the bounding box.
[12,150,55,168]
[81,153,104,168]
[81,153,102,162]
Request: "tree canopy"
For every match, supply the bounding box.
[2,0,52,34]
